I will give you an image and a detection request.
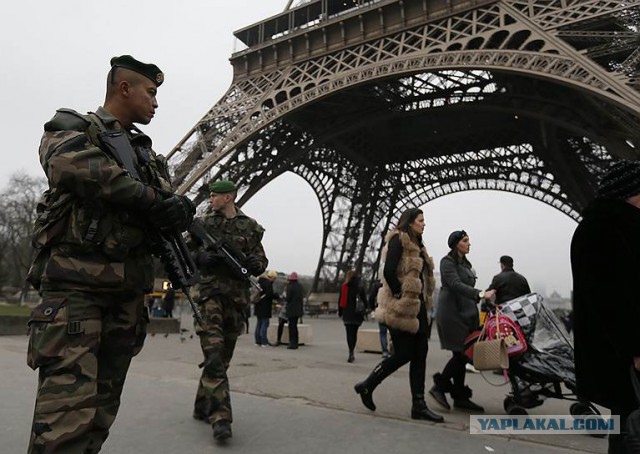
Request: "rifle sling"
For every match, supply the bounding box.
[98,130,142,181]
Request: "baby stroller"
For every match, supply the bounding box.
[467,293,602,421]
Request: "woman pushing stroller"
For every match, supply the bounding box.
[430,230,496,412]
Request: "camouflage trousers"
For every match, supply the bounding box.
[27,290,147,454]
[193,295,244,425]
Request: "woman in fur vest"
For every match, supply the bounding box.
[429,230,495,412]
[353,208,443,423]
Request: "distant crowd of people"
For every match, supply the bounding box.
[252,270,305,350]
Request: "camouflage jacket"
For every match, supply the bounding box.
[28,107,173,293]
[191,208,268,306]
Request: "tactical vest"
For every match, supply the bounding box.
[27,108,171,292]
[194,208,266,306]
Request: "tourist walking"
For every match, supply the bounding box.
[430,230,495,412]
[338,270,368,362]
[354,207,443,422]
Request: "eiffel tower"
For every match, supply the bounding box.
[166,0,640,291]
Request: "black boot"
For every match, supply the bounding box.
[451,385,484,412]
[429,373,452,410]
[354,363,388,411]
[411,395,445,423]
[212,420,232,441]
[348,350,355,363]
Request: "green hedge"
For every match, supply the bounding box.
[0,305,32,316]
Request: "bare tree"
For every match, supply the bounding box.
[0,173,47,298]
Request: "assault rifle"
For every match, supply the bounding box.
[188,219,261,292]
[98,129,204,326]
[147,230,203,326]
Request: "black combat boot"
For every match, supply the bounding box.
[451,385,484,412]
[353,363,390,411]
[429,373,452,410]
[347,349,355,363]
[411,395,445,423]
[212,420,232,441]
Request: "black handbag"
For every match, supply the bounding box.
[625,366,640,452]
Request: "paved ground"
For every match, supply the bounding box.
[1,308,608,453]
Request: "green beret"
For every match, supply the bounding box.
[209,180,237,194]
[110,55,164,86]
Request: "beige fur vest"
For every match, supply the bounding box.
[374,230,435,334]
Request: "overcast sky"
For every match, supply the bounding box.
[0,0,579,296]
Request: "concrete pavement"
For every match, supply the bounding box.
[0,309,608,453]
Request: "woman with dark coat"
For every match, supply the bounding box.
[254,271,277,346]
[430,230,495,412]
[338,270,368,363]
[285,272,304,349]
[353,207,443,423]
[161,287,176,318]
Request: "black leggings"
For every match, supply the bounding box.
[345,324,359,353]
[277,318,286,342]
[380,327,429,396]
[441,351,467,389]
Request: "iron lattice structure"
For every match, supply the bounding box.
[167,0,640,291]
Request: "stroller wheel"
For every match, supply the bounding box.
[569,402,601,417]
[504,397,528,416]
[570,402,607,438]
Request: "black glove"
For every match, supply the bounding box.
[149,193,195,232]
[195,250,219,267]
[244,254,263,276]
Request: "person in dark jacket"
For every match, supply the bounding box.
[571,160,640,454]
[354,207,443,423]
[285,272,304,349]
[254,271,277,346]
[162,287,176,318]
[338,270,368,363]
[430,230,496,412]
[487,255,531,305]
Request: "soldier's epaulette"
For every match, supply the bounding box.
[44,108,90,133]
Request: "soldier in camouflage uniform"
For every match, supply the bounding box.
[26,55,195,453]
[190,180,267,442]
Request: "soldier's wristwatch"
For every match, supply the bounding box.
[478,290,486,300]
